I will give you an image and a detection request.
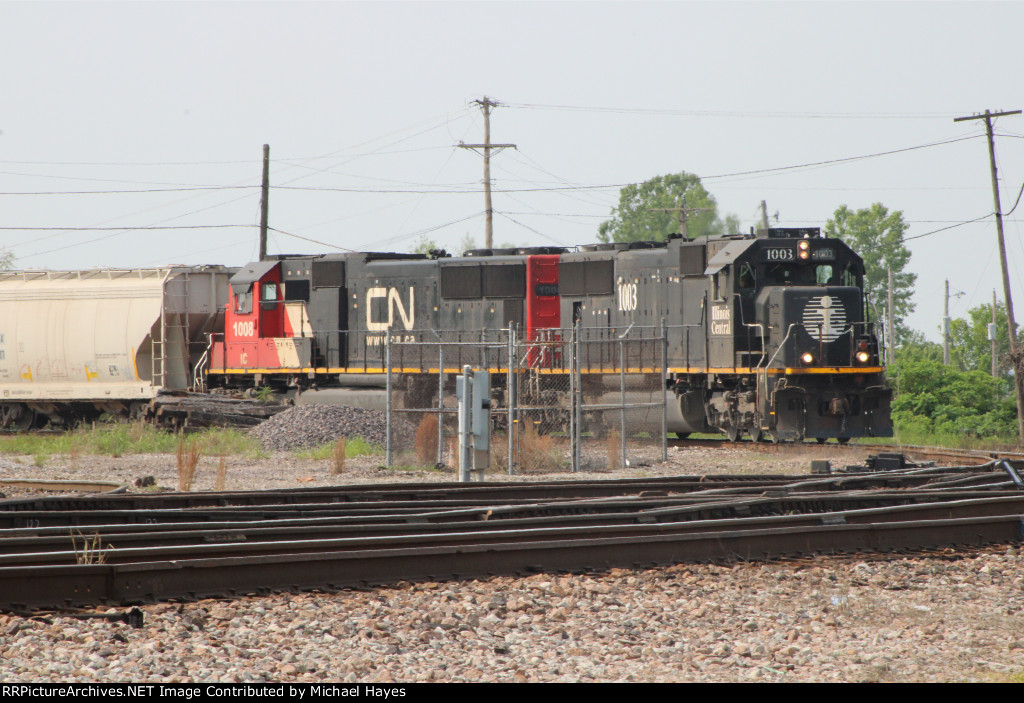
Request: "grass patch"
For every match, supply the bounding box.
[295,436,384,461]
[0,423,267,459]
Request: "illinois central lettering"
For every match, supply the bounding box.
[366,287,415,331]
[710,305,731,335]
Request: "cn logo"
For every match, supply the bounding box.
[366,287,415,332]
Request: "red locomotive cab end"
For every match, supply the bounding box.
[215,261,300,372]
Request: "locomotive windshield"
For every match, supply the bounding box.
[763,263,834,286]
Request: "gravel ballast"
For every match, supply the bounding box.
[251,404,416,452]
[1,437,1021,682]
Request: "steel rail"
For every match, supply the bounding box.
[3,483,1021,530]
[2,513,1020,609]
[0,467,1004,517]
[5,494,1024,568]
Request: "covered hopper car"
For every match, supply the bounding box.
[0,267,232,429]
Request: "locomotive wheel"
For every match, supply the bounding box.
[749,428,763,443]
[837,437,851,445]
[816,437,827,444]
[766,430,782,444]
[726,427,741,443]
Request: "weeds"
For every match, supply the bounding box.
[515,423,566,473]
[415,414,440,466]
[215,457,227,491]
[176,439,201,491]
[606,429,623,471]
[71,530,109,565]
[330,436,346,474]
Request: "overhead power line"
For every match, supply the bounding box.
[505,103,961,120]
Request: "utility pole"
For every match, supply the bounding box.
[649,204,713,239]
[954,108,1023,441]
[993,290,999,378]
[259,144,270,262]
[942,281,964,365]
[887,267,895,364]
[943,280,951,365]
[458,97,516,249]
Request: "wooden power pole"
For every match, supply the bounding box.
[943,280,951,365]
[458,97,515,249]
[649,204,712,239]
[954,108,1023,441]
[259,144,270,262]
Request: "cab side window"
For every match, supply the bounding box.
[233,286,252,315]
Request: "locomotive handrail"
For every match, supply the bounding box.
[192,334,215,392]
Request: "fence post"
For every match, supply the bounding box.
[507,326,516,475]
[661,318,668,463]
[437,343,445,466]
[620,336,627,471]
[569,324,578,473]
[574,320,582,473]
[385,332,392,469]
[459,365,472,483]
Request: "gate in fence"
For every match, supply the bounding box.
[384,325,668,476]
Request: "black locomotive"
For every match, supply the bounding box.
[207,227,892,443]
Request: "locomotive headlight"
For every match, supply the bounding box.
[855,350,871,364]
[800,351,816,365]
[798,250,810,260]
[798,240,810,251]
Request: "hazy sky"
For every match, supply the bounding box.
[2,1,1023,340]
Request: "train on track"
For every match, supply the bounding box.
[0,227,892,442]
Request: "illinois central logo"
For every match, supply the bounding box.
[802,295,847,342]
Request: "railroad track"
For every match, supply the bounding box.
[2,462,1024,609]
[671,436,1024,468]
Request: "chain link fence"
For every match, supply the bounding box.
[384,325,668,476]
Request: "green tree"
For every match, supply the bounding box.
[597,172,737,243]
[824,203,916,342]
[895,332,942,364]
[889,356,1016,439]
[412,235,439,256]
[949,301,1018,378]
[0,249,12,270]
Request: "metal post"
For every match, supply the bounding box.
[619,338,627,471]
[459,365,472,483]
[569,324,578,473]
[437,345,445,466]
[574,321,582,473]
[661,319,668,463]
[385,333,392,468]
[507,326,515,475]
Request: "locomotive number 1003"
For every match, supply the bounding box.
[762,248,795,262]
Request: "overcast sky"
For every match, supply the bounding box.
[2,1,1023,340]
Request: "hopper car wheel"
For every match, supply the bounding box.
[673,432,690,440]
[726,427,741,443]
[816,438,827,445]
[14,410,36,431]
[837,437,850,445]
